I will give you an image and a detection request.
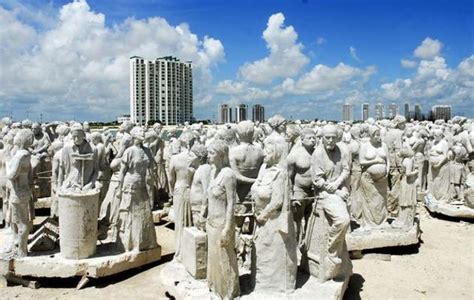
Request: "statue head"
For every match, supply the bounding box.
[321,124,338,151]
[263,134,287,166]
[368,125,381,144]
[152,123,162,135]
[130,127,146,144]
[90,132,103,145]
[71,123,86,146]
[236,120,254,143]
[268,115,286,134]
[32,122,42,135]
[207,139,229,166]
[13,129,34,149]
[191,144,208,164]
[301,128,316,149]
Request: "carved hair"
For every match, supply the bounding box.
[208,139,229,166]
[14,129,34,149]
[236,120,254,142]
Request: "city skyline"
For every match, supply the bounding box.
[0,0,473,122]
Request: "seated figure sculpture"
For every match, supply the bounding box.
[310,124,351,281]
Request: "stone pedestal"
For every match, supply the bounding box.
[425,194,474,219]
[347,221,420,251]
[182,227,207,279]
[58,190,99,259]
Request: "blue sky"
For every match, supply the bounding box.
[0,0,473,122]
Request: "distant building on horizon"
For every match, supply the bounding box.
[361,103,369,121]
[404,102,410,120]
[388,103,398,119]
[252,104,265,123]
[375,103,384,120]
[218,103,252,123]
[130,56,193,126]
[117,114,131,124]
[415,104,422,121]
[342,103,353,121]
[432,105,452,121]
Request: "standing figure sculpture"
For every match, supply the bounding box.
[354,126,390,228]
[201,140,240,299]
[169,132,200,260]
[287,128,316,247]
[394,148,418,228]
[116,127,158,252]
[428,129,451,202]
[251,134,297,293]
[6,129,34,257]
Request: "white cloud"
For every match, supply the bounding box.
[316,37,326,46]
[216,80,270,101]
[400,59,417,68]
[349,46,361,62]
[0,0,225,120]
[291,63,375,93]
[414,37,443,59]
[238,12,309,84]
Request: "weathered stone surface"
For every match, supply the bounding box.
[6,246,161,279]
[160,260,350,300]
[34,197,52,209]
[181,227,207,279]
[425,195,474,219]
[347,221,420,251]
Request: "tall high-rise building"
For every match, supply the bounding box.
[388,103,398,119]
[431,105,452,121]
[414,104,422,121]
[234,104,248,123]
[361,103,369,121]
[375,103,385,120]
[252,104,265,123]
[218,104,232,124]
[404,102,410,120]
[342,103,353,121]
[130,56,192,125]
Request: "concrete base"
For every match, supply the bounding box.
[347,221,420,251]
[0,229,161,288]
[425,194,474,219]
[34,197,52,210]
[160,260,350,300]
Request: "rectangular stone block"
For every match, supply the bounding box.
[182,227,207,279]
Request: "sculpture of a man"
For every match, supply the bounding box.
[58,124,98,193]
[6,129,34,257]
[311,124,351,280]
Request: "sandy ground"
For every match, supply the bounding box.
[1,205,473,300]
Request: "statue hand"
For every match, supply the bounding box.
[256,214,267,225]
[336,190,349,201]
[325,182,338,193]
[83,182,95,191]
[220,228,231,246]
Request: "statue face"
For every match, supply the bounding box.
[322,133,337,151]
[71,130,85,146]
[302,133,316,148]
[263,144,276,164]
[370,130,381,144]
[32,125,41,135]
[208,148,219,165]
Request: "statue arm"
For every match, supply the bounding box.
[6,153,21,180]
[224,169,236,232]
[169,158,176,196]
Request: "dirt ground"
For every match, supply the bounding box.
[1,205,473,300]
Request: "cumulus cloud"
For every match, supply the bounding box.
[0,0,225,121]
[349,46,361,62]
[238,12,309,84]
[380,53,474,110]
[400,59,417,68]
[414,37,443,59]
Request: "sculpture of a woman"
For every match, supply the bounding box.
[202,139,240,299]
[116,127,158,252]
[251,135,297,293]
[355,126,390,228]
